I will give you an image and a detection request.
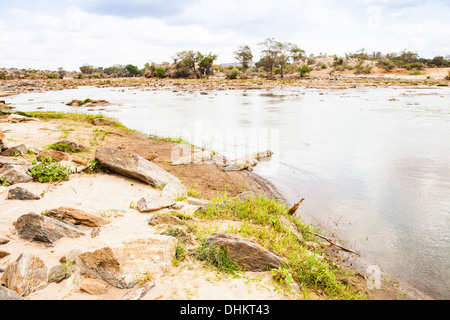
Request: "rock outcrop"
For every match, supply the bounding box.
[0,165,32,185]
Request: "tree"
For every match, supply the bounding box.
[234,45,253,71]
[174,50,202,78]
[198,52,218,77]
[275,42,305,78]
[258,38,304,78]
[258,38,280,75]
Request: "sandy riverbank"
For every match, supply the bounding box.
[0,110,435,300]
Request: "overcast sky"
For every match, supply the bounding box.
[1,0,449,71]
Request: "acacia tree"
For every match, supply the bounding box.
[275,42,305,78]
[173,50,202,78]
[258,38,305,78]
[258,38,280,75]
[234,45,253,71]
[198,52,218,77]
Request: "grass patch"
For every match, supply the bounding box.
[47,143,83,153]
[196,240,243,275]
[194,194,367,300]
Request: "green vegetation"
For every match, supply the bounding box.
[47,143,82,153]
[196,241,243,275]
[30,156,71,183]
[194,194,367,299]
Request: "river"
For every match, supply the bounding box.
[6,84,450,299]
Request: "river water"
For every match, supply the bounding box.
[6,85,450,299]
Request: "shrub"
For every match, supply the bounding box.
[227,69,239,79]
[445,71,450,81]
[154,66,166,78]
[320,64,328,69]
[409,70,423,75]
[30,156,71,183]
[47,143,83,153]
[297,65,312,78]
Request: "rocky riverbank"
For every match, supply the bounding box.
[0,67,449,98]
[0,109,432,301]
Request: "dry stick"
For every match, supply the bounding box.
[309,231,358,255]
[288,198,305,215]
[290,197,358,255]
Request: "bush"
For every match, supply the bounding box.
[227,69,239,79]
[297,65,312,78]
[320,64,328,69]
[409,70,423,75]
[30,156,71,183]
[154,66,166,78]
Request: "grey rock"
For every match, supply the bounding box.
[122,282,155,300]
[148,215,189,227]
[95,147,182,187]
[48,263,75,284]
[205,233,284,272]
[137,197,176,213]
[14,213,85,246]
[0,165,32,185]
[7,187,41,200]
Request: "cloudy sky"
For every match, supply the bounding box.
[1,0,449,71]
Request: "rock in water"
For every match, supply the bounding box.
[95,147,182,187]
[7,187,41,200]
[14,213,85,246]
[205,233,284,271]
[42,207,110,227]
[1,253,48,297]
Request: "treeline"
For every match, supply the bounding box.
[1,39,449,81]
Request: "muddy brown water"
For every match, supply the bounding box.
[6,85,450,299]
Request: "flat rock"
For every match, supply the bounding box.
[6,114,39,123]
[1,253,48,297]
[42,207,110,228]
[7,187,41,200]
[95,147,182,187]
[80,278,108,295]
[137,196,176,213]
[0,156,29,167]
[205,233,284,272]
[14,213,85,246]
[122,282,155,300]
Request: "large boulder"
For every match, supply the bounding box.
[14,213,85,246]
[42,207,110,228]
[77,236,177,289]
[95,147,181,187]
[1,253,48,297]
[205,233,284,272]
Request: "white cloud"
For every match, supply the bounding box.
[0,0,449,70]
